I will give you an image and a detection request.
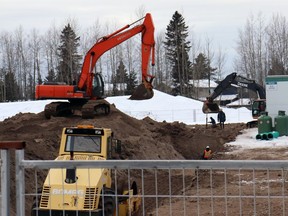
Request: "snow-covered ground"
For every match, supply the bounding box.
[0,90,254,124]
[0,90,286,151]
[225,127,288,151]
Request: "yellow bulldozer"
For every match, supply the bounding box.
[31,125,141,216]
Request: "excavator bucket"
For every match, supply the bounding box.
[202,99,220,113]
[129,79,154,100]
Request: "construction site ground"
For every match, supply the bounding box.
[0,104,286,215]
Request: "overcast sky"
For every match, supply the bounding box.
[1,0,288,71]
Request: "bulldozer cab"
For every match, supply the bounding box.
[65,134,102,153]
[60,125,122,160]
[59,126,110,157]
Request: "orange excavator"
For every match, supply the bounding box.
[35,13,155,119]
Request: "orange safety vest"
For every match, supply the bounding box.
[203,149,212,159]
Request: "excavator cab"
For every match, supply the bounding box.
[252,99,266,119]
[129,78,154,100]
[92,73,105,98]
[202,97,220,113]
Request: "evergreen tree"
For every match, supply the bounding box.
[192,53,217,96]
[125,70,138,95]
[45,69,56,83]
[0,68,5,102]
[57,24,81,84]
[37,70,43,85]
[164,11,192,96]
[112,60,129,96]
[27,74,34,99]
[5,71,20,101]
[192,53,217,80]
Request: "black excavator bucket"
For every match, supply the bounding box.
[202,99,220,113]
[129,83,154,100]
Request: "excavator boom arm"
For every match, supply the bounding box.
[203,72,266,114]
[78,13,155,97]
[208,72,266,101]
[231,77,266,99]
[208,73,237,101]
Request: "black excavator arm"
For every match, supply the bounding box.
[203,72,266,113]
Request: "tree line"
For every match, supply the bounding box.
[0,11,288,102]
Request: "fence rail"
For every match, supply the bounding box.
[0,148,285,216]
[21,159,288,169]
[122,108,252,124]
[0,108,253,124]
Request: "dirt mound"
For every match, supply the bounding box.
[0,105,246,215]
[0,105,246,160]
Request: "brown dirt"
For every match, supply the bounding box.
[0,104,248,215]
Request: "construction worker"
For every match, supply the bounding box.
[217,109,226,129]
[209,117,216,128]
[202,146,212,160]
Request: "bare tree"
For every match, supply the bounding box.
[235,13,267,85]
[123,32,140,94]
[189,32,201,80]
[0,31,20,101]
[0,32,16,78]
[155,31,168,91]
[0,32,13,101]
[30,28,42,97]
[203,36,215,94]
[80,19,102,54]
[215,45,227,80]
[43,23,60,83]
[101,22,124,93]
[15,26,32,99]
[266,14,288,75]
[135,5,146,19]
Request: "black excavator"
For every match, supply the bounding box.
[202,72,266,119]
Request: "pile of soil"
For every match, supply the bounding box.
[0,104,246,215]
[0,105,246,160]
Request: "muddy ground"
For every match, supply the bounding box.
[2,104,284,215]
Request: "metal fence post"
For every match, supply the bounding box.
[15,147,25,216]
[0,141,25,216]
[1,149,10,216]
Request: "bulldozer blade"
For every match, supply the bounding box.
[202,101,220,113]
[129,83,154,100]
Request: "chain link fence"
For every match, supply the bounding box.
[1,148,287,216]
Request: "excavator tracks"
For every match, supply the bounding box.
[44,102,72,119]
[44,100,110,119]
[81,100,110,119]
